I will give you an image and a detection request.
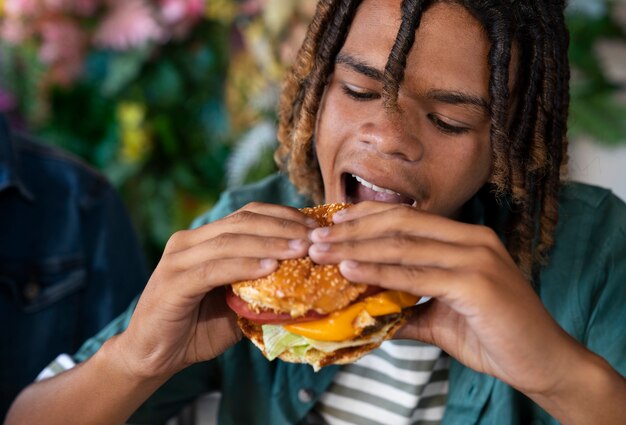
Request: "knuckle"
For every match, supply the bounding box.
[342,239,357,250]
[403,266,425,283]
[262,235,280,251]
[477,225,501,248]
[200,260,219,282]
[277,217,294,230]
[243,201,263,210]
[229,210,255,225]
[212,232,236,250]
[392,234,414,250]
[164,230,189,252]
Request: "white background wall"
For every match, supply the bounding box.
[568,138,626,203]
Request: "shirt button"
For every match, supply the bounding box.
[298,388,315,403]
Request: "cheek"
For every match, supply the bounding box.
[452,139,492,193]
[430,135,492,209]
[315,91,355,168]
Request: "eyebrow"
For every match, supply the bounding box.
[336,53,383,80]
[426,90,489,113]
[335,53,489,113]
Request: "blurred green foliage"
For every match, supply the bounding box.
[567,1,626,144]
[1,18,232,265]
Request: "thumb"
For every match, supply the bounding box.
[394,300,457,348]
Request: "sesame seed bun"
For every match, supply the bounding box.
[231,203,367,317]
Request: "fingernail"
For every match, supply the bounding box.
[310,227,330,241]
[311,242,330,252]
[305,218,319,228]
[340,260,358,270]
[260,258,277,269]
[288,239,306,250]
[332,209,348,222]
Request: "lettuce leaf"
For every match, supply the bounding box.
[262,324,309,360]
[261,322,396,361]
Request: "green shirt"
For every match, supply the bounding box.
[71,173,626,424]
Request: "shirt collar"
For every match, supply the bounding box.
[0,115,35,201]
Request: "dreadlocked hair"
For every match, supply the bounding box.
[276,0,570,281]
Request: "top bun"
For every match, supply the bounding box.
[231,203,368,317]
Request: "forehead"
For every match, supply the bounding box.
[339,0,491,99]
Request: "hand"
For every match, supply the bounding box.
[115,203,317,380]
[307,201,584,397]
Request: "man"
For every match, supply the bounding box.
[0,115,148,420]
[6,1,626,424]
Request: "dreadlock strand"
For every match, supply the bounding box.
[516,14,553,278]
[276,0,337,171]
[479,7,514,202]
[282,0,362,202]
[534,1,570,267]
[382,0,428,108]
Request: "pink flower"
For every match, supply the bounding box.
[94,0,165,50]
[239,0,265,18]
[186,0,204,19]
[159,0,204,24]
[158,0,204,38]
[73,0,100,17]
[160,0,187,25]
[39,18,87,85]
[42,0,71,12]
[3,0,39,19]
[39,0,100,15]
[0,18,32,44]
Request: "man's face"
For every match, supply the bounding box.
[315,0,493,218]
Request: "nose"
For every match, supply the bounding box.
[359,109,423,162]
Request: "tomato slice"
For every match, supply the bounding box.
[225,289,328,325]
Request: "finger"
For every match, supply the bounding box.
[314,205,500,247]
[169,234,310,270]
[236,202,319,227]
[167,204,317,253]
[331,200,401,223]
[393,300,450,345]
[175,257,279,299]
[338,260,465,300]
[309,235,475,269]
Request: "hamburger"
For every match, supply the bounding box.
[226,203,420,371]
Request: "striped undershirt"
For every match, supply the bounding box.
[308,340,449,425]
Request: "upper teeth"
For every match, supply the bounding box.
[352,174,401,195]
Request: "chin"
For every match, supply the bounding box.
[226,203,419,371]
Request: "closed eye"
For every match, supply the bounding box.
[341,84,380,101]
[427,114,470,135]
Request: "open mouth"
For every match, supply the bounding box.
[343,173,416,206]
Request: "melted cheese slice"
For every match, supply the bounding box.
[284,290,420,341]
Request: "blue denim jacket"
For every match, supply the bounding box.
[0,116,149,419]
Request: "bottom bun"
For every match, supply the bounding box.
[238,310,411,372]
